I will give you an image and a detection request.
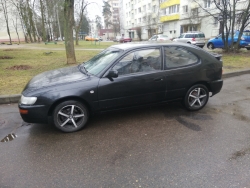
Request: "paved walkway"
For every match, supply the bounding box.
[0,43,104,51]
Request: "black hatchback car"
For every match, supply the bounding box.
[19,43,223,132]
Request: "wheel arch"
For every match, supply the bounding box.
[186,81,211,93]
[47,96,92,117]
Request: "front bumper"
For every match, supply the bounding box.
[208,79,223,96]
[18,103,49,124]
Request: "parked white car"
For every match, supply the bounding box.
[149,34,170,41]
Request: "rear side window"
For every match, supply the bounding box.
[164,46,199,69]
[185,34,195,38]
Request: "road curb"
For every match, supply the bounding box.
[0,70,249,105]
[0,94,21,104]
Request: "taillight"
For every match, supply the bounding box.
[192,38,196,41]
[160,39,163,41]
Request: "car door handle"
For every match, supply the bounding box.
[154,78,164,82]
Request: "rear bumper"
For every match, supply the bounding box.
[208,79,223,96]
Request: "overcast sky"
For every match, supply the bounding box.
[86,0,104,22]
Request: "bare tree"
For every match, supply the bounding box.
[135,27,142,41]
[74,0,94,45]
[95,15,102,32]
[64,0,76,64]
[12,14,21,44]
[0,0,12,44]
[192,0,250,52]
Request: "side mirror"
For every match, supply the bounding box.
[107,70,118,78]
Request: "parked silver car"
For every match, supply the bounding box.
[149,34,170,41]
[173,31,206,48]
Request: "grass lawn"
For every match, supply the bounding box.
[0,43,250,95]
[0,49,100,95]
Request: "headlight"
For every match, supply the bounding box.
[241,37,245,40]
[21,95,37,105]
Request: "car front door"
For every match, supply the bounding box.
[214,34,225,48]
[163,46,201,100]
[98,48,167,111]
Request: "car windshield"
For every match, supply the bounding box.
[79,48,121,76]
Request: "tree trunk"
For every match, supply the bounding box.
[12,18,20,44]
[64,0,76,64]
[39,0,46,41]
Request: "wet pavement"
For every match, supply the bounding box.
[1,75,250,187]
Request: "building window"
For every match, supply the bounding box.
[138,7,141,13]
[143,5,146,12]
[148,3,151,10]
[191,8,198,16]
[135,9,137,14]
[204,0,211,8]
[183,5,188,13]
[153,5,156,13]
[143,16,146,22]
[166,5,180,15]
[214,17,218,25]
[139,18,141,23]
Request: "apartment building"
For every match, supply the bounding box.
[159,0,250,39]
[107,0,120,24]
[120,0,162,40]
[159,0,181,39]
[119,0,249,40]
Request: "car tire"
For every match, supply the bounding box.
[53,100,89,133]
[207,43,214,50]
[183,84,209,111]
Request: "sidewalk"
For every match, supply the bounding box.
[1,69,250,105]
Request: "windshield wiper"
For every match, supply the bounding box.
[78,64,90,76]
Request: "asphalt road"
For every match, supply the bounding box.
[1,75,250,188]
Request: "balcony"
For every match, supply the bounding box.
[160,14,180,22]
[160,0,180,9]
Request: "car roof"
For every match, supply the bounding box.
[109,42,199,51]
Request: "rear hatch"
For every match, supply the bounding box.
[195,33,206,43]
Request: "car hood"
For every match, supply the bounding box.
[24,66,88,91]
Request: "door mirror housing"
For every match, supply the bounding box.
[107,70,118,78]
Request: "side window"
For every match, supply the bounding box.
[179,34,184,38]
[164,46,199,69]
[112,48,161,75]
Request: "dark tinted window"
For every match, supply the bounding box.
[164,46,199,69]
[185,34,195,38]
[113,48,161,75]
[197,33,205,38]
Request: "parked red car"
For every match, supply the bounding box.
[119,37,132,43]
